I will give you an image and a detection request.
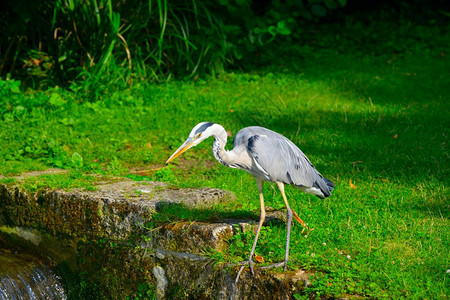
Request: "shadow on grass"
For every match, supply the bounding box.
[228,51,449,185]
[151,202,260,224]
[233,107,447,182]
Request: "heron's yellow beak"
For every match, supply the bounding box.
[165,139,195,164]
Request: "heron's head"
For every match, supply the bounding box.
[165,122,216,164]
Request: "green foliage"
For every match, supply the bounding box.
[209,0,348,61]
[153,167,176,183]
[0,0,229,86]
[0,79,23,117]
[2,0,448,87]
[0,0,351,86]
[20,171,98,193]
[132,282,156,300]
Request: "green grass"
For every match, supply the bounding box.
[1,19,449,299]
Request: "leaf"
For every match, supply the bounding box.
[349,178,357,189]
[9,81,21,93]
[268,25,278,36]
[68,0,75,11]
[311,4,327,17]
[254,254,264,263]
[3,113,13,122]
[393,134,398,139]
[49,93,66,107]
[14,106,25,112]
[71,152,84,168]
[325,0,338,10]
[299,9,313,20]
[277,21,292,35]
[337,0,347,7]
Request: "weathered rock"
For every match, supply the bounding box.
[156,248,312,300]
[150,221,234,253]
[0,178,232,241]
[153,266,168,300]
[0,170,310,299]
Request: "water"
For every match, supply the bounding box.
[0,248,67,300]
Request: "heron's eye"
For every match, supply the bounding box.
[196,133,202,138]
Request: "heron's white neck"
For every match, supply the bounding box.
[209,124,230,167]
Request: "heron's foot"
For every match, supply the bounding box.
[234,259,255,283]
[260,260,288,271]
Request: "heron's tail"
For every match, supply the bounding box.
[315,176,335,199]
[324,177,335,191]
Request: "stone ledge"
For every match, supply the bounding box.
[0,170,310,299]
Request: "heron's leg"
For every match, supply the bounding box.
[276,181,293,271]
[235,178,265,283]
[248,179,266,270]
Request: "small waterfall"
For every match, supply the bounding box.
[0,248,67,300]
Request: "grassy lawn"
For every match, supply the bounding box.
[1,18,449,298]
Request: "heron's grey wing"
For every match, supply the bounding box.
[247,131,332,198]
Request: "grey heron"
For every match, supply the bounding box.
[165,122,335,283]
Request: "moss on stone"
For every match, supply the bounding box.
[0,174,306,299]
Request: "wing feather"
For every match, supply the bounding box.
[238,127,333,198]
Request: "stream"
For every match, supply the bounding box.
[0,248,67,300]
